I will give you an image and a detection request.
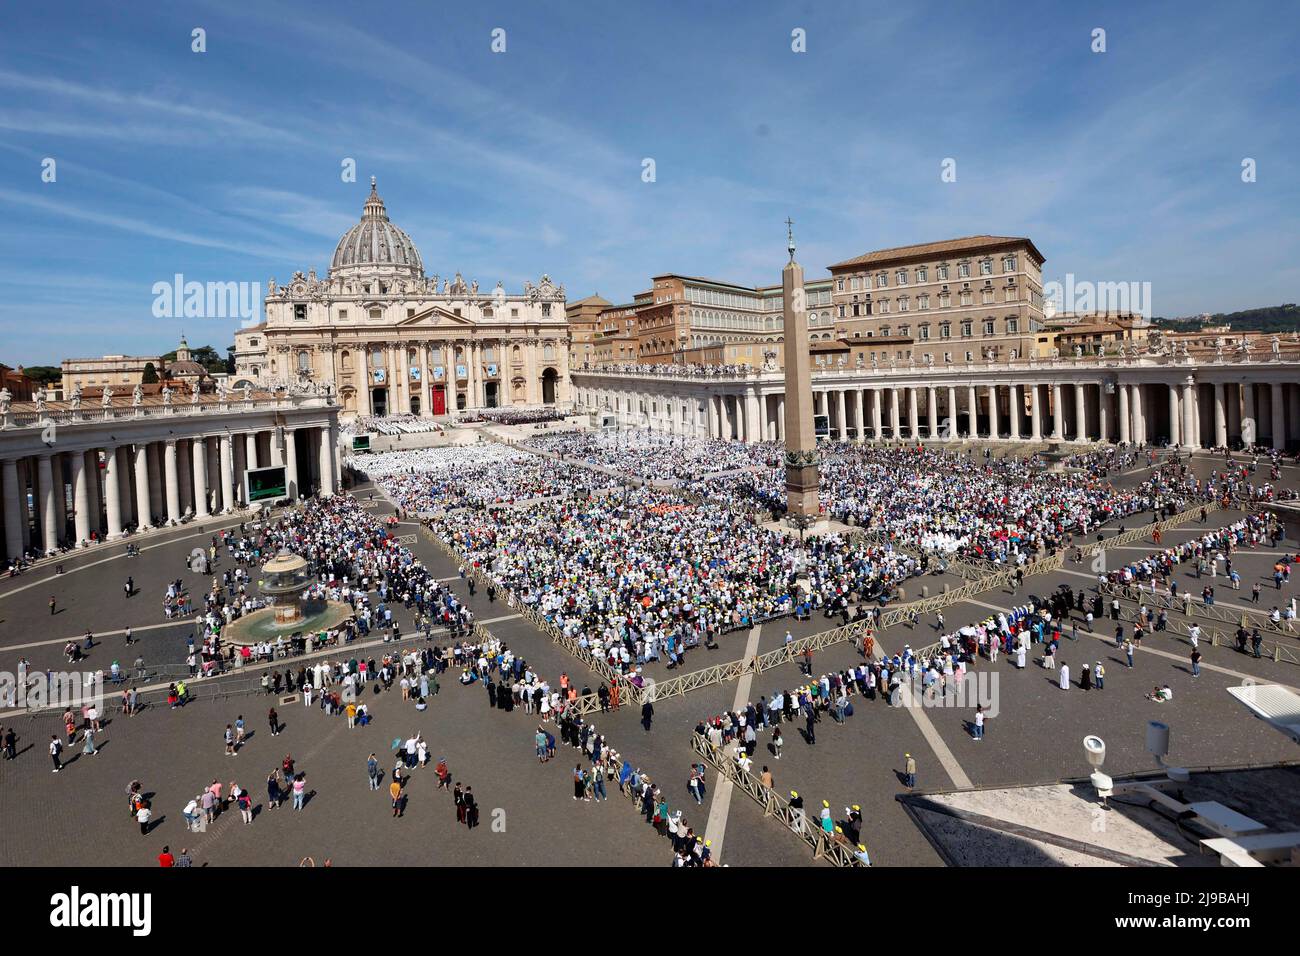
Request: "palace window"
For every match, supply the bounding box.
[984,320,995,335]
[1007,318,1018,333]
[896,270,908,285]
[940,322,951,339]
[918,294,929,309]
[1002,255,1017,272]
[980,259,992,275]
[917,267,928,282]
[960,291,972,306]
[958,262,970,278]
[939,292,951,308]
[937,265,949,281]
[961,322,973,337]
[876,273,887,288]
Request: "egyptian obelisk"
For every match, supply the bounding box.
[782,218,820,520]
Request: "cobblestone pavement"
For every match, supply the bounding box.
[1,453,1297,867]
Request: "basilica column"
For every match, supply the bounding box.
[104,445,124,538]
[927,386,939,439]
[191,438,210,517]
[987,384,1000,439]
[1118,385,1131,444]
[1030,384,1043,441]
[907,388,919,440]
[966,385,978,438]
[2,459,23,560]
[1009,384,1022,440]
[417,342,430,417]
[69,451,90,546]
[134,443,152,528]
[163,440,181,524]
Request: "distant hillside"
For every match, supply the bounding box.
[1153,304,1300,333]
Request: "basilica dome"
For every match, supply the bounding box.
[329,178,424,279]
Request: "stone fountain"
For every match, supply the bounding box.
[223,550,353,647]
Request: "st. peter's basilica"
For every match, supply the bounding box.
[233,178,570,418]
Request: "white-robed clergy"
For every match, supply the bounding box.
[1059,663,1071,690]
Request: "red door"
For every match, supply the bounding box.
[431,384,446,415]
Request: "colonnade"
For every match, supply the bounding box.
[1,423,340,562]
[574,373,1300,451]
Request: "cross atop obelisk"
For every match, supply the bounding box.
[781,218,819,521]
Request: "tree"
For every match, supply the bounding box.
[141,362,159,384]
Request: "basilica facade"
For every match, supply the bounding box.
[233,179,570,418]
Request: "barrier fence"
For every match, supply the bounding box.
[689,732,863,867]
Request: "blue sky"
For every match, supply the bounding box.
[1,0,1296,365]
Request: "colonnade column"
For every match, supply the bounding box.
[987,384,1000,439]
[1118,385,1131,444]
[1074,384,1087,442]
[927,386,938,439]
[1098,385,1110,443]
[907,388,919,440]
[1050,384,1064,440]
[1132,384,1145,444]
[104,445,124,538]
[1214,383,1227,448]
[1168,384,1181,446]
[219,435,235,513]
[70,451,90,546]
[966,385,977,438]
[1242,384,1256,444]
[946,387,957,441]
[777,397,786,441]
[1184,381,1199,450]
[134,443,152,528]
[164,440,181,524]
[872,389,883,440]
[835,389,847,442]
[192,438,210,517]
[285,429,300,500]
[850,390,863,442]
[37,454,57,554]
[1271,383,1285,449]
[1009,384,1022,440]
[889,388,901,439]
[319,426,336,496]
[1030,384,1043,441]
[3,459,23,559]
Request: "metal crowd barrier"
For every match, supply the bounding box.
[690,732,863,867]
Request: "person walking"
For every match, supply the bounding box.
[641,700,654,733]
[49,735,63,773]
[772,725,784,760]
[1124,638,1135,668]
[237,789,253,824]
[124,576,133,599]
[904,753,916,789]
[1094,662,1105,690]
[268,707,279,736]
[972,705,985,740]
[224,724,235,756]
[367,753,380,790]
